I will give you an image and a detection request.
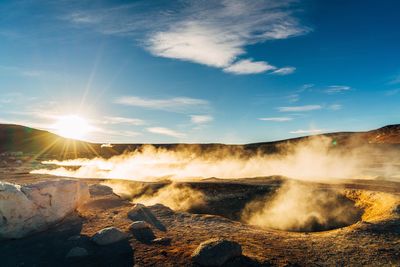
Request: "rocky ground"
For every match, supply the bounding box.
[1,165,400,266]
[0,174,400,266]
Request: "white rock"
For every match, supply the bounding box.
[0,180,90,239]
[91,227,129,245]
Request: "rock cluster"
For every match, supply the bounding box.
[0,180,90,239]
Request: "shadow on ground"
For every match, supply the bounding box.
[0,212,134,267]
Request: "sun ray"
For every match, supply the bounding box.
[52,115,91,141]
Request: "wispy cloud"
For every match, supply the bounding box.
[100,128,141,138]
[289,129,325,134]
[385,88,400,96]
[102,116,145,125]
[148,22,242,69]
[278,105,322,112]
[328,104,342,110]
[325,85,351,94]
[147,127,185,138]
[388,74,400,85]
[301,83,314,90]
[287,94,300,103]
[223,59,276,74]
[259,117,292,122]
[0,65,44,78]
[190,115,213,124]
[271,66,296,75]
[114,96,209,113]
[146,1,309,74]
[65,1,310,74]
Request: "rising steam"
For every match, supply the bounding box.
[28,135,400,232]
[241,181,362,232]
[102,180,205,211]
[31,136,398,181]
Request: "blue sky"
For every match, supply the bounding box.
[0,0,399,143]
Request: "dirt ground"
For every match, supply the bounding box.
[1,166,400,266]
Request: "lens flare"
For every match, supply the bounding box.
[52,115,91,140]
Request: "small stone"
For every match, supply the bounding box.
[91,227,129,245]
[191,238,242,266]
[152,237,172,245]
[129,221,155,242]
[129,221,149,230]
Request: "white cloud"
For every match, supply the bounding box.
[325,85,351,94]
[147,127,185,138]
[259,117,292,122]
[66,1,310,74]
[271,66,296,75]
[223,59,276,74]
[103,116,145,125]
[148,23,243,68]
[190,115,213,124]
[328,104,342,110]
[278,105,322,112]
[289,129,325,134]
[146,1,308,72]
[114,96,209,113]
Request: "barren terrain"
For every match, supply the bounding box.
[1,171,400,266]
[0,124,399,266]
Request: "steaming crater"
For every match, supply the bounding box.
[240,182,363,232]
[105,179,364,233]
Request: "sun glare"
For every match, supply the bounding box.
[53,115,91,140]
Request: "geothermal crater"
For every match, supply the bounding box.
[107,179,364,233]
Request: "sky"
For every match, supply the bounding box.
[0,0,400,144]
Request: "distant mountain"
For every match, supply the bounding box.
[0,123,398,159]
[0,124,100,158]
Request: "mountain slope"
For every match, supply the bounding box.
[0,124,99,158]
[365,124,400,144]
[0,124,399,159]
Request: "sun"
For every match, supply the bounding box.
[53,115,91,140]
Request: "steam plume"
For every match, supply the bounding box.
[31,136,399,181]
[103,180,205,211]
[241,181,362,232]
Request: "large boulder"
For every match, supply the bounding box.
[91,227,129,245]
[191,238,242,266]
[0,180,89,239]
